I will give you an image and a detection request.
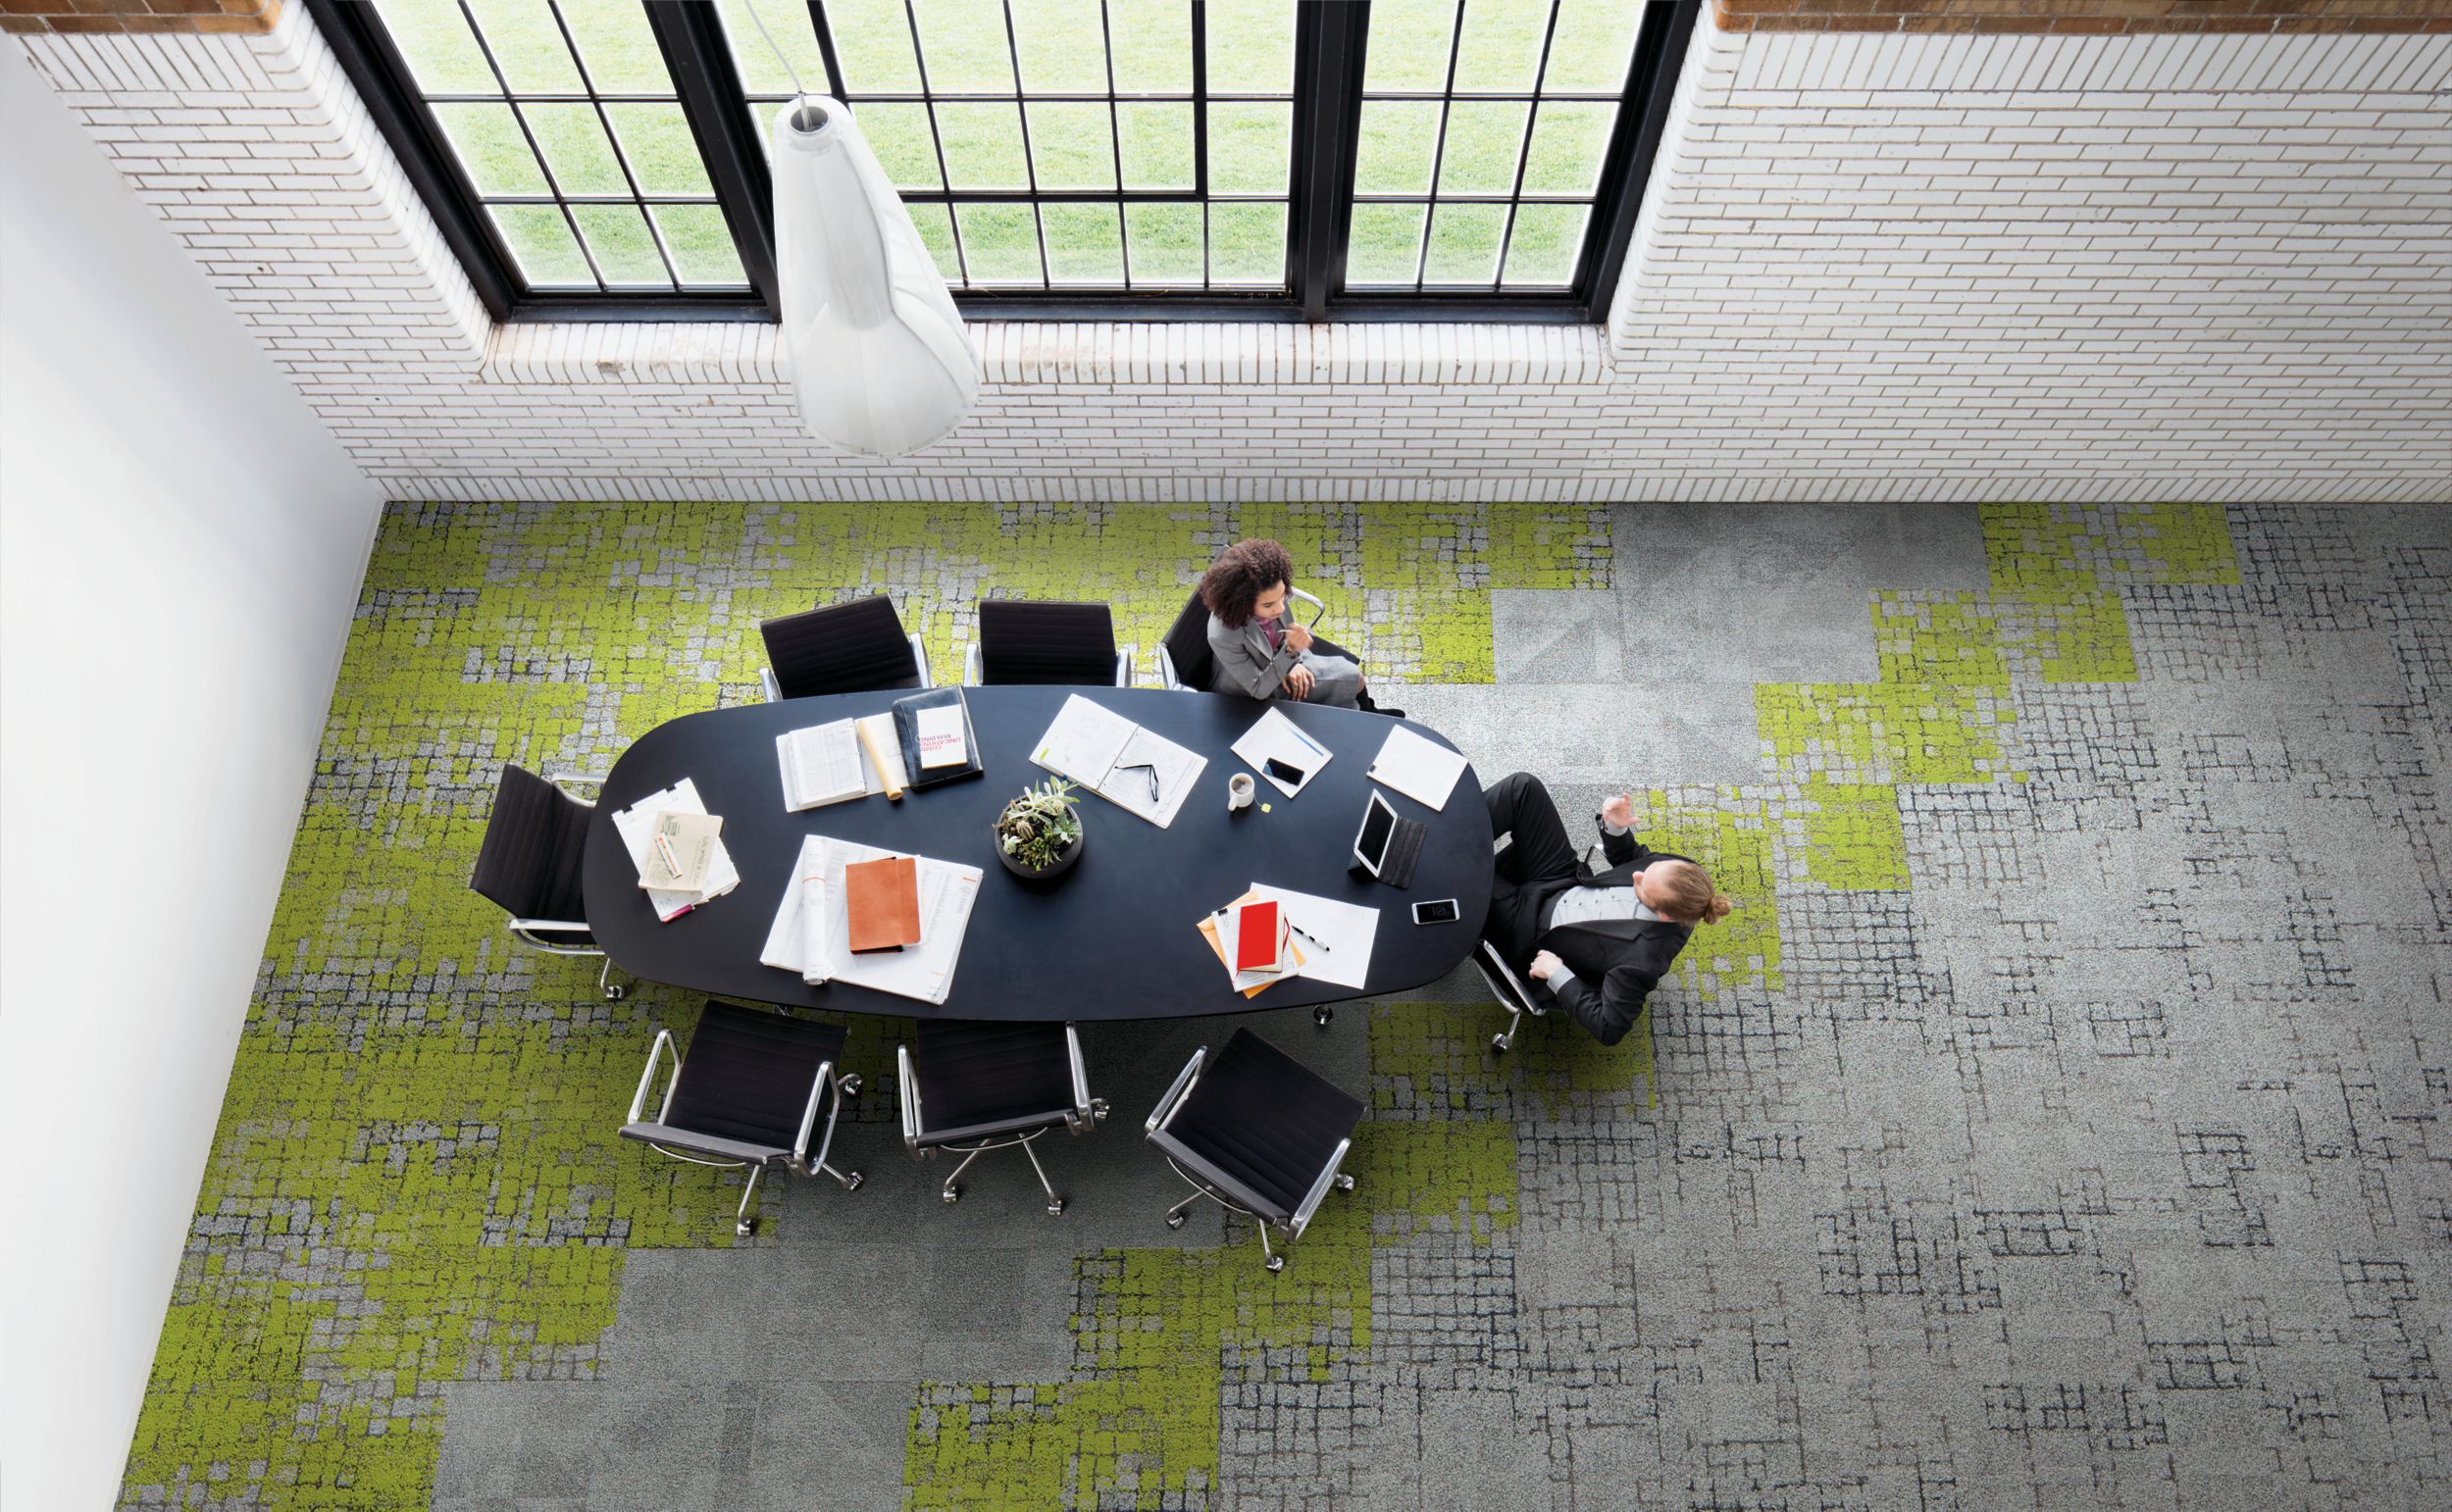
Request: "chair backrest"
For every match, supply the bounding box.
[469,765,589,922]
[1160,589,1215,691]
[976,599,1118,685]
[761,596,923,699]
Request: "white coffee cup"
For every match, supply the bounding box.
[1227,773,1256,812]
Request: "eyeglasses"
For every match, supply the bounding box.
[1114,762,1160,804]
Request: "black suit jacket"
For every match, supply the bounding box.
[1533,823,1695,1047]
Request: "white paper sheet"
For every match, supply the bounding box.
[612,779,739,922]
[761,834,983,1005]
[1366,726,1470,812]
[1230,706,1333,798]
[1246,882,1379,990]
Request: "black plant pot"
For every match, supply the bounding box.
[996,824,1083,881]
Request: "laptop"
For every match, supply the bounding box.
[1350,790,1426,889]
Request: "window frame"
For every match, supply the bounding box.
[309,0,1699,326]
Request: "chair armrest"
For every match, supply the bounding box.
[897,1043,923,1152]
[620,1122,791,1167]
[964,642,982,685]
[508,920,602,957]
[1287,1136,1354,1239]
[1061,1023,1108,1131]
[1114,646,1136,687]
[909,632,934,687]
[1475,938,1543,1017]
[1145,1046,1205,1134]
[1156,644,1182,690]
[543,772,609,806]
[759,666,783,704]
[791,1057,837,1171]
[629,1030,680,1123]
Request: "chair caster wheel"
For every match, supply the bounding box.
[1047,1197,1066,1217]
[1265,1254,1286,1274]
[840,1075,862,1097]
[1166,1212,1187,1230]
[736,1218,757,1237]
[1333,1174,1355,1191]
[842,1172,864,1191]
[605,985,626,1001]
[1489,1033,1510,1052]
[1314,1006,1333,1029]
[943,1184,961,1205]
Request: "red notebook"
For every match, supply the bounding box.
[1234,899,1284,975]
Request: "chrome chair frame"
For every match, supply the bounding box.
[962,640,1136,688]
[1476,938,1548,1053]
[498,771,627,1001]
[897,1025,1106,1217]
[1145,1047,1356,1274]
[759,633,933,704]
[624,1027,864,1236]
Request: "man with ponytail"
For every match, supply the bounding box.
[1480,772,1734,1047]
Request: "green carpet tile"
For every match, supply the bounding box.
[116,501,2452,1511]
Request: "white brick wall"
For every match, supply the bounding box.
[11,8,2448,504]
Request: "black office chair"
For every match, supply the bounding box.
[1145,1028,1361,1273]
[469,763,625,1000]
[897,1020,1106,1216]
[1476,939,1548,1052]
[758,595,934,702]
[621,1000,864,1236]
[963,599,1135,687]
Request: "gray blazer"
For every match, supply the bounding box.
[1204,611,1303,699]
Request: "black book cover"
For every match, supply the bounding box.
[892,684,984,789]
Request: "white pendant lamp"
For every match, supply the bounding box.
[769,94,979,458]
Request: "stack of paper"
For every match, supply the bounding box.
[1230,706,1333,798]
[1366,726,1470,811]
[778,714,907,811]
[1246,882,1381,990]
[612,780,740,922]
[1031,693,1206,828]
[760,835,983,1005]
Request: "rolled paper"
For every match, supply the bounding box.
[856,716,903,800]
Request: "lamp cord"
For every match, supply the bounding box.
[742,1,810,109]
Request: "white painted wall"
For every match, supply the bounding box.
[10,8,2448,504]
[0,50,383,1512]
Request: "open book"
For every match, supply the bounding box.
[777,714,908,811]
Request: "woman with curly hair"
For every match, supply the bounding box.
[1197,537,1370,708]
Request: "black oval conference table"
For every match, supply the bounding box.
[583,686,1493,1022]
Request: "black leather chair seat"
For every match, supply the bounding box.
[662,1002,847,1150]
[1162,1030,1362,1222]
[910,1020,1076,1141]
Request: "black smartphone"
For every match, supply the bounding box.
[1411,898,1460,926]
[1264,756,1306,784]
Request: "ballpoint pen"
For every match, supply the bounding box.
[1290,923,1331,955]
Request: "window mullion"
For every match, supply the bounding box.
[1287,0,1367,322]
[642,0,783,315]
[1577,0,1702,320]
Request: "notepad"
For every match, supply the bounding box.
[915,704,967,768]
[1366,725,1470,811]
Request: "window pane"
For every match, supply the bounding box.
[558,0,671,92]
[1010,0,1109,92]
[605,104,714,197]
[937,103,1030,190]
[372,0,496,93]
[1207,201,1285,286]
[651,205,749,285]
[1452,0,1551,94]
[522,103,628,197]
[1436,101,1530,195]
[857,103,945,192]
[1501,202,1587,286]
[1544,0,1642,94]
[827,0,924,92]
[491,205,592,285]
[1354,100,1439,195]
[1363,0,1455,93]
[953,203,1044,284]
[433,103,548,196]
[1422,201,1507,284]
[1207,102,1290,195]
[912,0,1015,93]
[1028,102,1117,191]
[1107,0,1192,93]
[463,0,583,94]
[1519,101,1613,197]
[571,203,671,285]
[1205,0,1296,95]
[1116,102,1193,189]
[1124,203,1202,283]
[1043,203,1125,284]
[1346,202,1426,286]
[910,202,963,281]
[717,0,830,96]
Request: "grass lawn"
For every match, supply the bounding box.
[371,0,1642,293]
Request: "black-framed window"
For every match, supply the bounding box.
[311,0,1699,323]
